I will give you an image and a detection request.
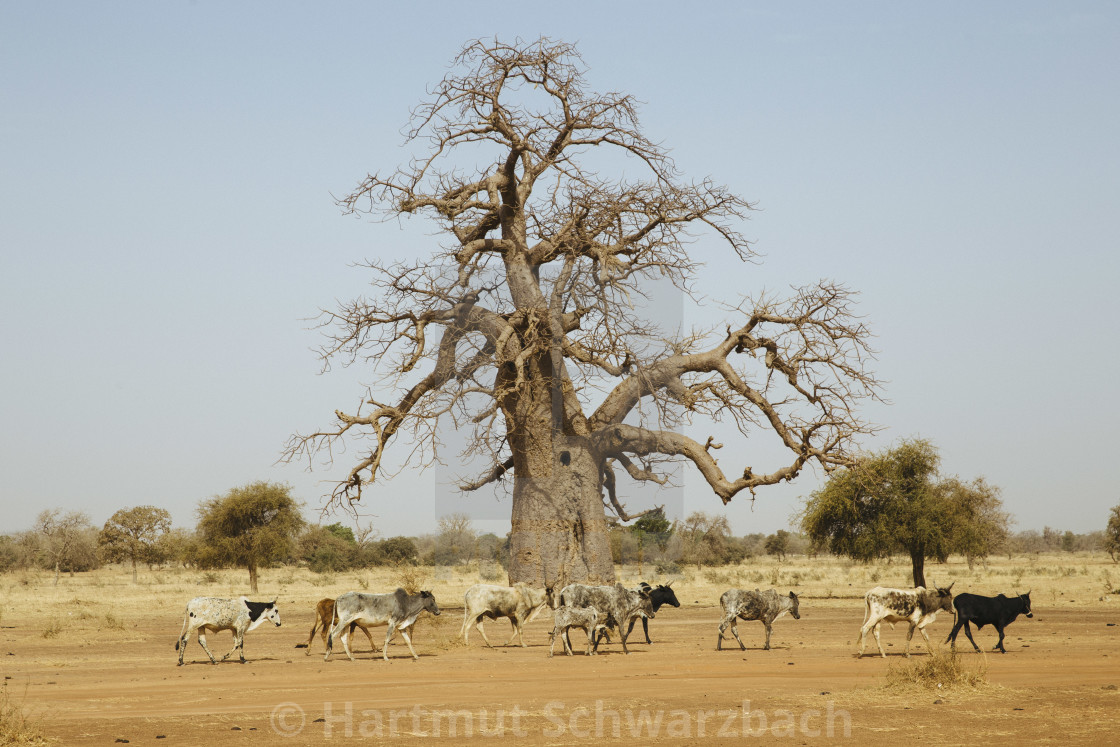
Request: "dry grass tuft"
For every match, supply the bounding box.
[102,612,126,631]
[40,620,64,639]
[1,687,53,745]
[885,650,988,691]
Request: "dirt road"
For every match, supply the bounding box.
[4,601,1118,745]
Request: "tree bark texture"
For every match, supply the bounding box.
[508,437,613,586]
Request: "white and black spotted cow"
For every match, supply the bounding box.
[858,584,954,658]
[325,588,441,662]
[717,588,801,651]
[547,605,610,657]
[176,596,281,666]
[558,583,653,655]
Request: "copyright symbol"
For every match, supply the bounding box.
[270,702,305,737]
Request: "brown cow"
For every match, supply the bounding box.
[294,598,377,655]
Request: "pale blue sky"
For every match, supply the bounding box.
[2,2,1117,537]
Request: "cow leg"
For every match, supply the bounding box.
[917,624,934,655]
[382,623,397,661]
[502,619,523,647]
[763,620,773,650]
[327,614,357,662]
[197,631,218,664]
[625,617,637,642]
[360,624,378,653]
[176,619,195,666]
[642,616,651,644]
[993,625,1007,653]
[730,618,747,651]
[961,620,981,653]
[585,627,595,656]
[904,623,917,657]
[303,616,320,655]
[946,616,966,651]
[398,625,420,660]
[459,608,472,643]
[219,631,245,663]
[857,618,878,658]
[476,618,494,648]
[872,622,887,658]
[619,623,631,655]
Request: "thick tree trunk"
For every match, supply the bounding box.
[131,557,138,583]
[910,550,926,588]
[507,435,614,588]
[248,563,259,594]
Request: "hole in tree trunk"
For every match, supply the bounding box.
[559,451,571,466]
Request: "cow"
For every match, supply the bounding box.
[460,583,552,647]
[717,589,801,651]
[294,598,377,655]
[176,596,281,666]
[325,588,441,662]
[946,591,1033,653]
[547,606,612,657]
[622,582,680,644]
[858,584,955,658]
[558,583,654,655]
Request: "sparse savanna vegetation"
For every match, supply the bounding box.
[0,687,52,745]
[885,650,989,691]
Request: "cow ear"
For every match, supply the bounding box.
[789,591,795,598]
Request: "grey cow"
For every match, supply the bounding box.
[547,605,610,657]
[176,596,281,666]
[460,583,553,647]
[558,583,653,655]
[326,589,441,661]
[717,589,800,651]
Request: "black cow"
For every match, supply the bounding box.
[624,582,680,644]
[946,592,1033,653]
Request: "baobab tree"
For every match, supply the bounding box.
[285,38,880,586]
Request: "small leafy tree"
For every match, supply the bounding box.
[33,509,95,585]
[800,438,1009,587]
[429,513,477,565]
[765,530,791,561]
[1105,504,1120,563]
[676,512,733,569]
[196,481,305,592]
[375,536,419,566]
[98,506,172,582]
[299,525,357,573]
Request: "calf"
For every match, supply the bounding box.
[460,583,552,647]
[624,582,680,644]
[717,589,800,651]
[295,598,377,655]
[326,588,441,661]
[946,592,1033,653]
[858,584,954,658]
[559,583,654,654]
[176,597,281,666]
[547,606,610,657]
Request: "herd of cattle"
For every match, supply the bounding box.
[175,581,1034,666]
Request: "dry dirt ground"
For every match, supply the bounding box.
[3,585,1119,745]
